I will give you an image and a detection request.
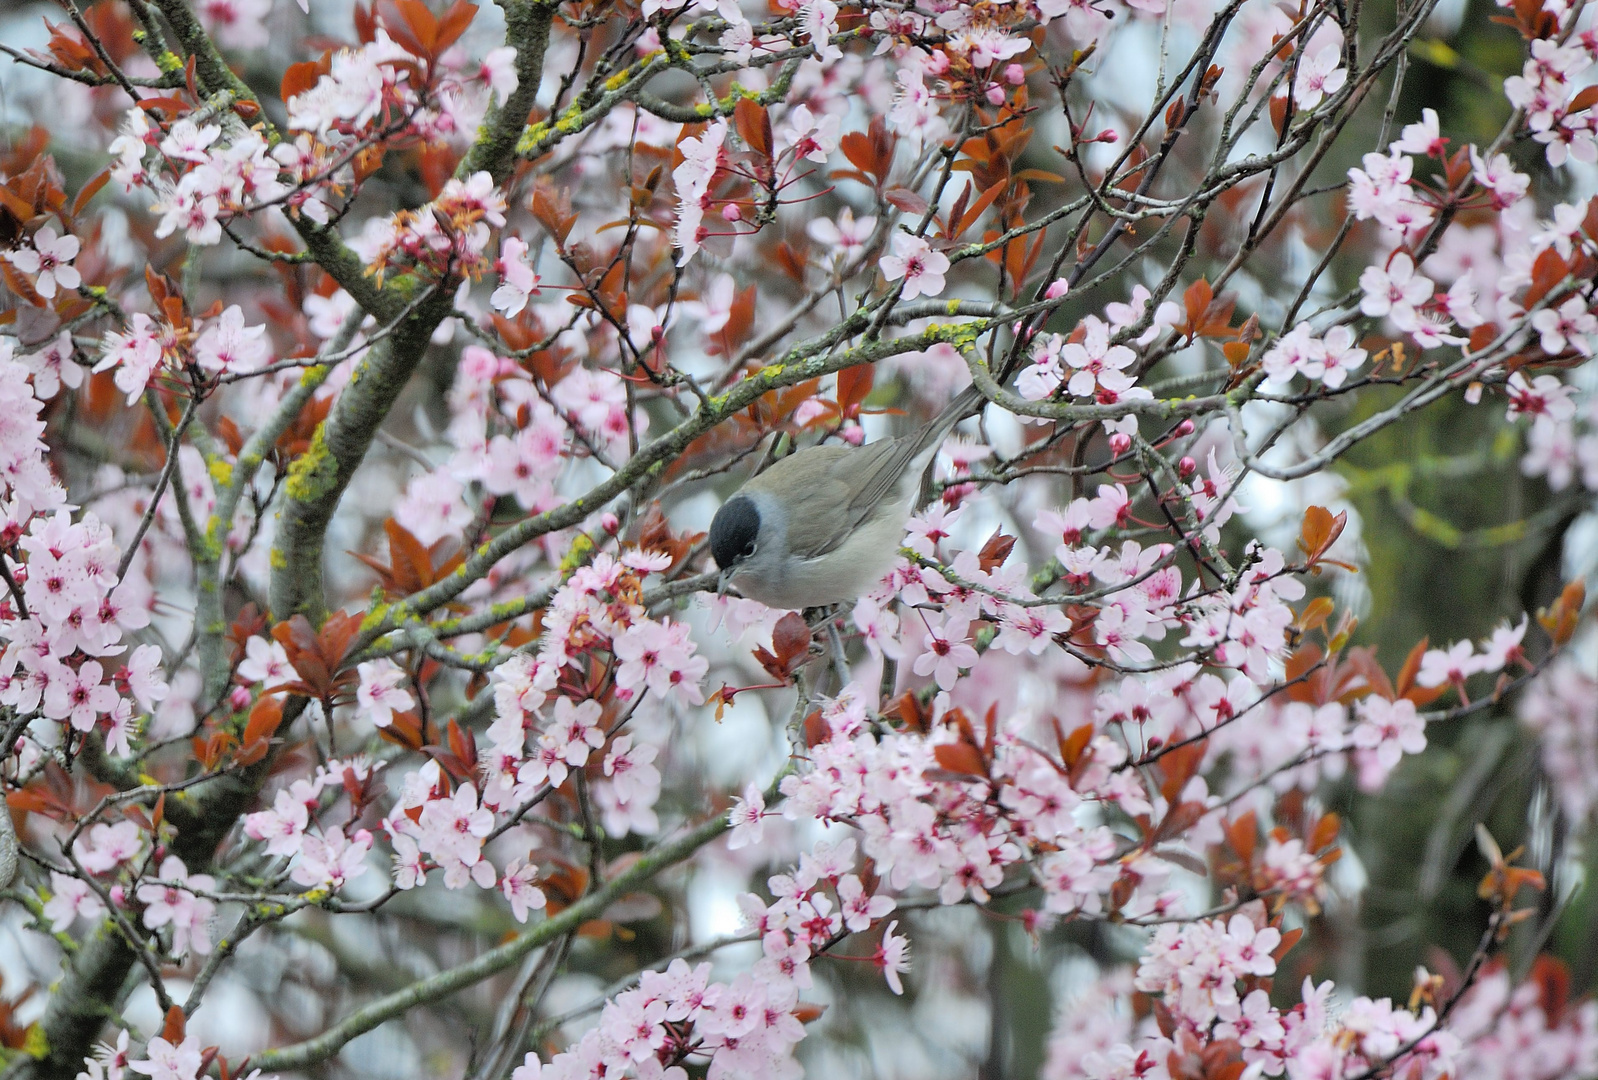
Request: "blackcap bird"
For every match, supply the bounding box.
[708,384,984,610]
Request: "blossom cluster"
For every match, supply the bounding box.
[0,343,167,757]
[512,836,902,1080]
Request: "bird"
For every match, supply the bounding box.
[708,384,984,610]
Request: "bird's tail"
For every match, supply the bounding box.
[906,382,989,507]
[913,382,988,458]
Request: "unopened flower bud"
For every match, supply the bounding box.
[1178,456,1198,478]
[1004,63,1026,85]
[229,686,251,711]
[109,885,125,907]
[986,84,1006,105]
[1098,128,1118,144]
[600,512,620,535]
[1173,418,1195,438]
[721,203,742,222]
[1109,432,1132,455]
[1045,278,1070,300]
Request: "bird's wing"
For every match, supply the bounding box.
[835,385,985,538]
[747,438,918,559]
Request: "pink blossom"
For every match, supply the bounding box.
[128,1035,203,1080]
[1416,638,1481,688]
[491,236,541,317]
[1505,371,1577,425]
[244,787,312,857]
[836,874,894,932]
[880,233,950,300]
[357,658,414,727]
[44,660,116,732]
[1351,696,1427,772]
[136,856,217,958]
[237,636,294,688]
[290,827,373,891]
[5,227,81,300]
[1292,45,1347,109]
[74,821,144,874]
[911,612,978,690]
[602,735,660,804]
[1359,253,1434,331]
[1530,296,1598,356]
[193,305,270,374]
[874,921,910,994]
[728,782,767,850]
[43,871,106,932]
[501,856,548,922]
[1394,108,1448,157]
[415,782,497,889]
[94,314,166,405]
[613,619,708,705]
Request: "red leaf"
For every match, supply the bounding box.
[1394,637,1428,699]
[933,742,986,777]
[752,613,813,680]
[280,59,325,104]
[837,363,873,413]
[446,718,479,771]
[1297,506,1348,567]
[1522,246,1570,312]
[884,187,929,216]
[433,0,479,55]
[734,97,772,159]
[1224,810,1258,865]
[70,166,111,221]
[951,179,1006,241]
[161,1005,186,1045]
[977,530,1016,572]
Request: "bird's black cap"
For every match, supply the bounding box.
[709,494,761,571]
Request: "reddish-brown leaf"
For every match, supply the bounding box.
[1272,925,1304,962]
[734,97,773,159]
[447,718,479,771]
[161,1005,186,1045]
[70,166,111,221]
[1537,578,1586,646]
[433,0,479,55]
[280,59,326,104]
[952,179,1006,241]
[377,710,426,751]
[234,696,285,766]
[895,692,932,734]
[1308,811,1340,853]
[1058,721,1094,768]
[386,0,438,57]
[883,187,929,216]
[978,530,1016,572]
[1523,247,1572,314]
[932,741,986,777]
[1223,810,1258,865]
[1394,636,1428,699]
[1297,506,1348,567]
[837,363,874,414]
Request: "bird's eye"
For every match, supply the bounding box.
[743,541,757,557]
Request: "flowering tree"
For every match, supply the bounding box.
[0,0,1596,1075]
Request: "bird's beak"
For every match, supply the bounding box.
[717,568,733,596]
